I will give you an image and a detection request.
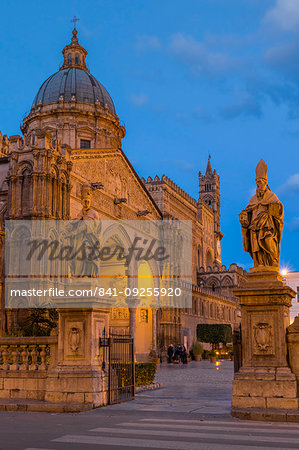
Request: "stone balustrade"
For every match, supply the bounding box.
[0,336,57,371]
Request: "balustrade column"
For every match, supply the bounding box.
[10,345,19,370]
[0,345,9,370]
[39,345,48,370]
[19,345,29,371]
[29,345,38,371]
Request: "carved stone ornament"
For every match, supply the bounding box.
[68,327,81,352]
[140,309,149,323]
[111,309,129,320]
[254,322,272,352]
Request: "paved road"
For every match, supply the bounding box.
[1,361,299,449]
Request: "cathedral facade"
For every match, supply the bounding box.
[0,29,243,360]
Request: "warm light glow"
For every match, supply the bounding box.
[281,269,288,277]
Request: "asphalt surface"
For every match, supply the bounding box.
[1,360,299,450]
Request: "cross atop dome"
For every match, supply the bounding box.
[71,15,80,29]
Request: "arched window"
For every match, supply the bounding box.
[75,54,79,64]
[68,54,72,64]
[206,250,213,268]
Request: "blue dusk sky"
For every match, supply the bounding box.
[0,0,298,271]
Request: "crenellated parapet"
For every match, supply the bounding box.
[144,174,197,208]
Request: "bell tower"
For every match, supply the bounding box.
[199,156,222,266]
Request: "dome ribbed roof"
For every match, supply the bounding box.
[32,68,115,114]
[31,28,116,114]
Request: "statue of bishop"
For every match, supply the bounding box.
[239,159,284,269]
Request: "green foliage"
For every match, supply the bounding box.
[135,362,157,387]
[217,353,231,359]
[202,350,210,359]
[23,309,58,336]
[197,324,232,346]
[191,340,204,356]
[114,363,134,387]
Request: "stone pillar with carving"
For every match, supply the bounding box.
[232,160,298,419]
[45,184,110,407]
[232,269,297,415]
[45,307,110,406]
[287,317,299,379]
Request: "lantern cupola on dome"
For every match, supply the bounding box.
[61,28,88,71]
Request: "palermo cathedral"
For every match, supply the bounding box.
[0,28,246,361]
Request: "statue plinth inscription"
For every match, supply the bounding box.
[231,160,298,418]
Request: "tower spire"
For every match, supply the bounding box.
[205,154,212,175]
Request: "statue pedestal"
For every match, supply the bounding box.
[46,307,110,407]
[232,270,298,416]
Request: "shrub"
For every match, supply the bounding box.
[135,362,157,387]
[202,350,210,359]
[23,309,58,336]
[197,324,232,347]
[191,340,204,356]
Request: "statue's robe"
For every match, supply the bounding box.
[67,208,101,277]
[241,189,283,266]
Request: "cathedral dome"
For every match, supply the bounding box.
[22,27,125,150]
[32,68,115,114]
[31,28,115,114]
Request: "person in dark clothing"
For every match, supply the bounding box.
[167,344,174,363]
[173,345,180,362]
[181,345,188,364]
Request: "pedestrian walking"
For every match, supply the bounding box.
[167,344,174,363]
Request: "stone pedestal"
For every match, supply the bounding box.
[47,307,110,407]
[232,269,298,417]
[287,317,299,379]
[0,307,111,411]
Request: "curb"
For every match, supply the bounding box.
[232,407,299,423]
[136,383,162,393]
